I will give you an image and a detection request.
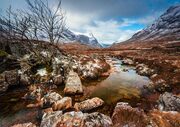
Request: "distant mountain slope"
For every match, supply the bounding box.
[130,5,180,41]
[60,29,102,48]
[111,5,180,49]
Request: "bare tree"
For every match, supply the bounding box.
[26,0,65,44]
[0,0,66,72]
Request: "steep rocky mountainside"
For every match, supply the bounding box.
[111,5,180,49]
[60,29,102,48]
[130,5,180,41]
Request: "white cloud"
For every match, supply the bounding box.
[65,10,158,44]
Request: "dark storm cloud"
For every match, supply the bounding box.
[62,0,179,19]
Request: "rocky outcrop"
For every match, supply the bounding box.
[52,97,72,111]
[111,102,150,127]
[74,97,104,112]
[158,92,180,111]
[64,71,83,95]
[40,111,112,127]
[11,122,36,127]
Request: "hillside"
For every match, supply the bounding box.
[111,5,180,49]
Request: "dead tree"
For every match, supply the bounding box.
[26,0,65,44]
[0,0,66,72]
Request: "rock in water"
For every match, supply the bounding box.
[64,71,83,95]
[40,111,112,127]
[158,92,180,111]
[111,102,150,127]
[52,97,72,111]
[74,97,104,111]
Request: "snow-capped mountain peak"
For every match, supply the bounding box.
[60,30,102,48]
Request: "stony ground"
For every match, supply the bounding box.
[0,41,180,127]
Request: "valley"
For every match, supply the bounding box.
[0,1,179,127]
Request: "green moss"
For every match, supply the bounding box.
[0,50,8,57]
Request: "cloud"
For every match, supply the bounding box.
[68,19,141,44]
[1,0,179,44]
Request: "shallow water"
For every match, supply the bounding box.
[88,58,150,104]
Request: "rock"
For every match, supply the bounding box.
[19,73,31,86]
[74,97,104,111]
[153,79,171,92]
[149,110,180,127]
[53,75,63,86]
[55,111,84,127]
[40,111,63,127]
[111,102,150,127]
[40,111,112,127]
[64,71,83,95]
[41,91,62,108]
[23,85,44,101]
[11,122,36,127]
[52,97,72,111]
[83,112,112,127]
[5,69,20,86]
[0,73,9,93]
[136,64,154,76]
[122,58,134,65]
[158,92,180,111]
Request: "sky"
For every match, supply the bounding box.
[0,0,180,44]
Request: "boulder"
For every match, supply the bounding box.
[149,110,180,127]
[64,71,83,95]
[40,111,63,127]
[11,122,36,127]
[40,111,112,127]
[83,112,112,127]
[158,92,180,111]
[52,97,72,111]
[5,69,20,86]
[41,92,62,108]
[0,73,9,93]
[74,97,104,111]
[111,102,150,127]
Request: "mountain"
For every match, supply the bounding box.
[129,5,180,41]
[111,5,180,49]
[60,29,102,48]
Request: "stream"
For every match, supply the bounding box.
[0,57,153,126]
